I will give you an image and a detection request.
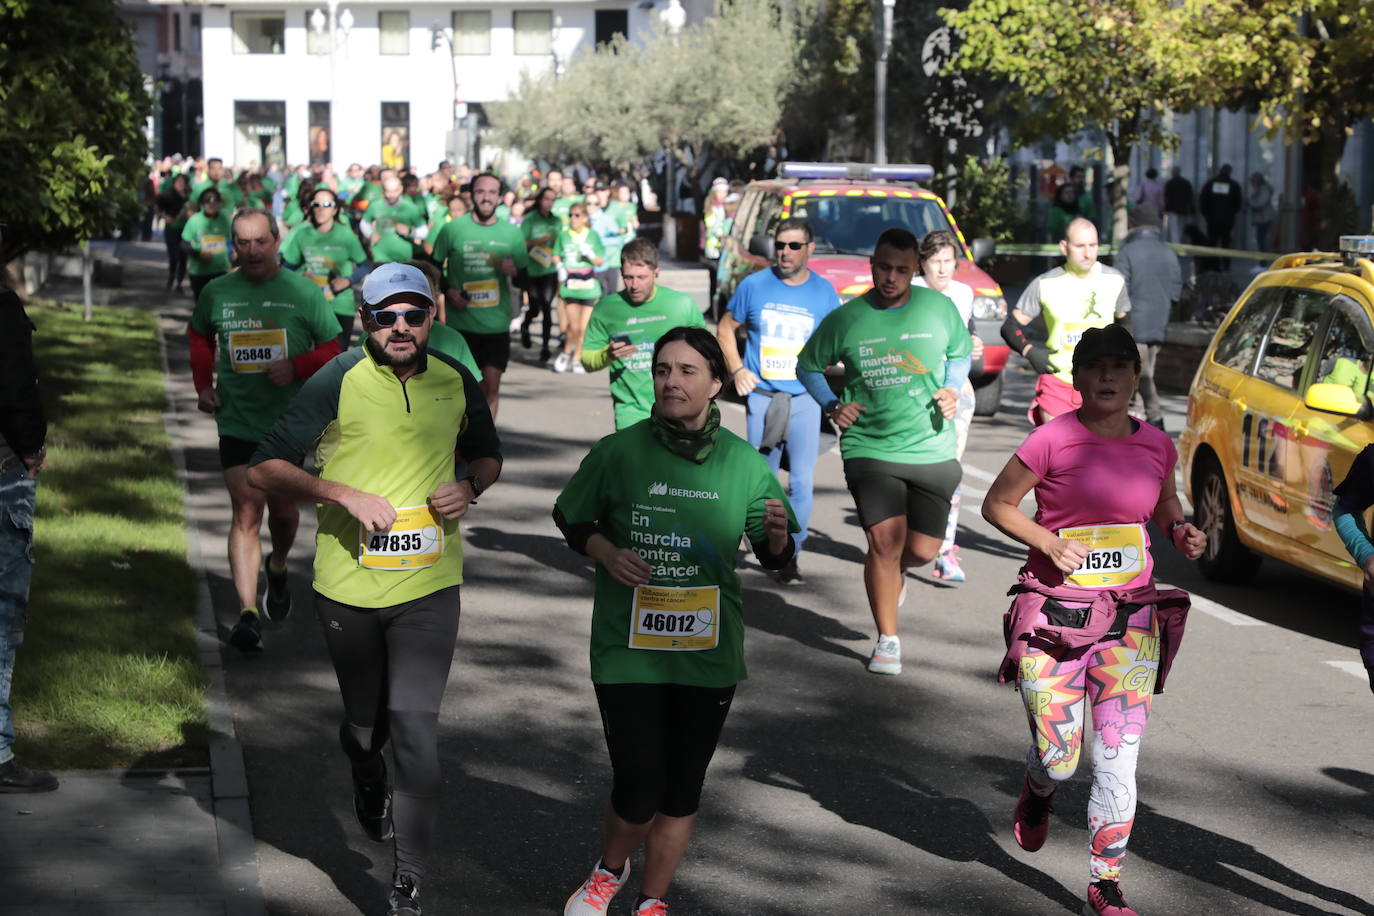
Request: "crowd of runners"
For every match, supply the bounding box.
[176,156,1208,916]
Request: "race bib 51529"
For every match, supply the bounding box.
[1058,523,1146,588]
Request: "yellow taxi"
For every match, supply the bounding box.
[1181,236,1374,588]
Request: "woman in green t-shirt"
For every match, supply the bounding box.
[554,327,796,916]
[182,187,233,300]
[280,186,370,349]
[551,202,606,374]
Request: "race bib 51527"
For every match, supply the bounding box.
[629,585,720,651]
[358,504,444,570]
[1058,523,1146,588]
[228,328,287,374]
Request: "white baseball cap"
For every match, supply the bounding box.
[361,263,434,308]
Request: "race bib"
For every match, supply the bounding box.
[228,328,287,374]
[759,310,816,381]
[307,273,335,301]
[566,276,598,292]
[1060,321,1095,349]
[629,585,720,651]
[201,234,226,255]
[463,278,500,307]
[1059,523,1146,588]
[358,505,444,570]
[530,245,553,267]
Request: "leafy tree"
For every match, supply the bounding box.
[942,0,1248,241]
[0,0,152,262]
[946,154,1029,245]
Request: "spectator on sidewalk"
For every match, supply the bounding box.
[1248,171,1275,253]
[1047,183,1079,243]
[0,227,57,793]
[1134,168,1165,213]
[156,173,192,294]
[1199,164,1244,265]
[1113,204,1182,430]
[1069,165,1098,229]
[1164,167,1195,245]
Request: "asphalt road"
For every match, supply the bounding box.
[158,260,1373,915]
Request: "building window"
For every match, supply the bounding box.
[305,11,330,55]
[594,9,628,47]
[309,101,331,166]
[172,13,182,52]
[452,10,491,55]
[381,102,409,171]
[190,13,201,53]
[231,12,285,54]
[513,10,552,55]
[379,11,409,55]
[234,100,286,168]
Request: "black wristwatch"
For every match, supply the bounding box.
[463,474,485,502]
[822,399,841,417]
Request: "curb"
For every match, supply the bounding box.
[155,305,268,916]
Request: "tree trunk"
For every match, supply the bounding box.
[1317,124,1350,251]
[1106,134,1131,247]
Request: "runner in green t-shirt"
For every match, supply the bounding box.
[190,158,243,208]
[519,186,562,362]
[363,176,425,264]
[552,174,584,228]
[187,209,342,653]
[404,259,482,381]
[430,173,528,417]
[181,188,233,300]
[551,202,605,374]
[280,186,371,349]
[340,163,365,202]
[606,182,639,240]
[554,327,796,916]
[795,227,973,677]
[582,238,705,429]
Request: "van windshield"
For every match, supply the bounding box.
[789,194,957,256]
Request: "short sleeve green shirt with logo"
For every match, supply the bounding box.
[521,212,562,278]
[797,287,973,465]
[554,228,606,302]
[366,197,426,264]
[552,194,582,228]
[181,210,234,276]
[190,269,340,443]
[582,287,705,429]
[555,421,798,687]
[431,214,529,335]
[280,222,369,318]
[191,178,244,209]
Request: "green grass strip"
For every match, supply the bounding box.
[13,299,208,769]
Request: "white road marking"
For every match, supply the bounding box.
[962,464,998,483]
[1324,660,1368,681]
[1158,588,1268,626]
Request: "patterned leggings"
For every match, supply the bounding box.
[1016,603,1160,882]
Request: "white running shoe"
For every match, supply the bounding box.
[868,634,902,675]
[553,352,571,373]
[572,361,586,374]
[635,898,669,915]
[564,860,629,915]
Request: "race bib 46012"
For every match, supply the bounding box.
[629,585,720,650]
[1058,523,1146,588]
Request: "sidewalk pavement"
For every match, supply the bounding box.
[2,240,265,916]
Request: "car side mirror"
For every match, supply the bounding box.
[971,237,996,264]
[1304,382,1364,416]
[748,235,773,259]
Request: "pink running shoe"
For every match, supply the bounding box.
[1012,777,1054,852]
[1084,879,1139,916]
[564,860,629,915]
[634,898,670,915]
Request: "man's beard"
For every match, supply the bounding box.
[776,261,806,279]
[366,334,427,369]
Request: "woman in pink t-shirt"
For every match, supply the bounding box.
[982,324,1206,916]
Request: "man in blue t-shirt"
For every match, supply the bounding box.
[717,216,841,585]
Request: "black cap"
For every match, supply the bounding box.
[1072,324,1139,370]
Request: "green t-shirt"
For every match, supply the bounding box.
[797,288,973,464]
[521,212,562,277]
[190,269,340,442]
[552,194,583,228]
[554,227,605,301]
[340,176,364,200]
[583,286,705,429]
[191,178,243,209]
[181,211,233,276]
[366,197,425,263]
[428,321,481,380]
[431,214,529,335]
[554,421,797,687]
[280,221,368,317]
[607,199,638,235]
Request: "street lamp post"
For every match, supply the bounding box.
[875,0,895,164]
[311,1,352,167]
[660,0,686,259]
[431,23,461,164]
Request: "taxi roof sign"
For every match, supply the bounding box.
[1339,235,1374,255]
[780,161,935,183]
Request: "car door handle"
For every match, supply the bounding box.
[1233,396,1247,412]
[1291,421,1309,440]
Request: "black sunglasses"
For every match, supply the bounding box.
[310,201,336,209]
[366,307,430,327]
[774,240,807,251]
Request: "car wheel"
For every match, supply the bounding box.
[972,373,1002,417]
[1194,457,1261,583]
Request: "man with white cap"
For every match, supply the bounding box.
[248,262,501,916]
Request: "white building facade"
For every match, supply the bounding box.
[191,0,707,172]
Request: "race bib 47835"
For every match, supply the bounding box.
[1058,523,1146,588]
[629,585,720,650]
[228,328,287,374]
[358,505,444,570]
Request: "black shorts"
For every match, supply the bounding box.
[458,330,510,373]
[219,435,260,470]
[843,457,962,536]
